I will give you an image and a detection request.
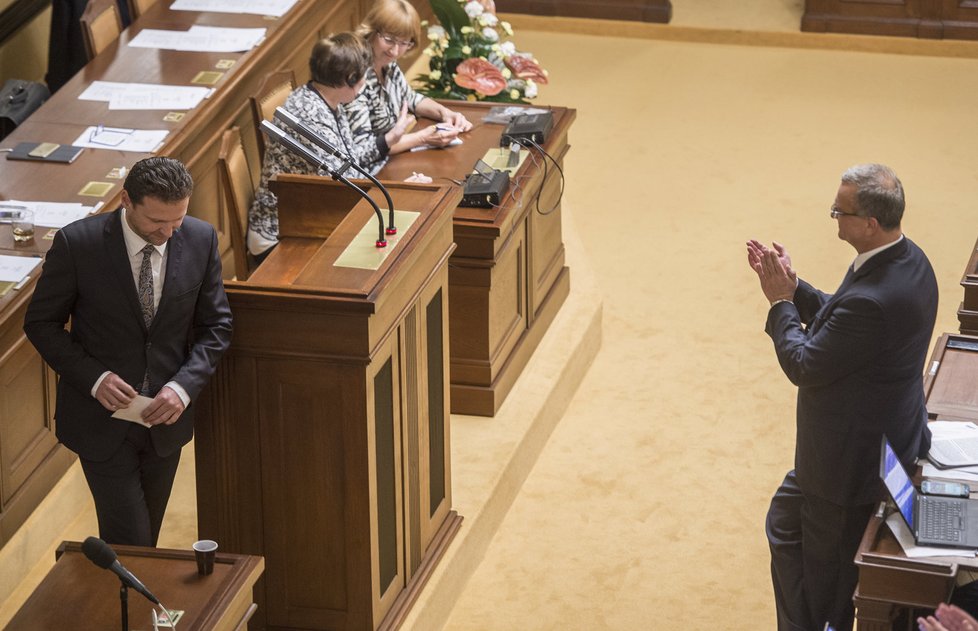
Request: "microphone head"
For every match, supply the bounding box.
[82,536,117,569]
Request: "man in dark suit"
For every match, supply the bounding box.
[24,157,232,547]
[747,163,937,631]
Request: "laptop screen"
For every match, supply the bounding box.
[880,436,917,530]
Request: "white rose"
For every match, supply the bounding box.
[482,27,499,42]
[498,41,516,56]
[427,25,445,40]
[478,13,498,26]
[524,80,537,98]
[464,1,484,18]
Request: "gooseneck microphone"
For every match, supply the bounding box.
[82,536,161,606]
[260,120,389,247]
[272,107,397,236]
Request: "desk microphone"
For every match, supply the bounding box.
[273,107,397,236]
[260,120,388,247]
[82,536,161,606]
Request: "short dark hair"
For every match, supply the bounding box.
[309,32,372,88]
[124,157,193,205]
[840,163,904,230]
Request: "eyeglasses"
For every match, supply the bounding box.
[377,32,415,50]
[829,207,863,219]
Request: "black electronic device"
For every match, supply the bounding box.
[500,111,553,146]
[922,479,971,498]
[461,160,509,208]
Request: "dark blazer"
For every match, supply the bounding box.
[765,237,937,506]
[24,209,232,461]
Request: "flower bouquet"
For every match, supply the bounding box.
[414,0,548,103]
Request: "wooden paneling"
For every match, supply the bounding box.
[495,0,672,23]
[803,0,978,39]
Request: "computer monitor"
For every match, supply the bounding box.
[880,436,916,530]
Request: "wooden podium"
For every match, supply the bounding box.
[194,177,462,631]
[6,541,264,630]
[379,102,576,416]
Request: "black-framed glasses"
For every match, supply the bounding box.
[829,207,862,219]
[377,32,415,50]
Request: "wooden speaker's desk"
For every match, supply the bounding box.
[379,102,576,416]
[854,508,967,630]
[853,333,978,629]
[958,237,978,336]
[195,178,462,631]
[0,0,359,551]
[5,541,264,630]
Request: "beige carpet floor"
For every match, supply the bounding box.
[438,17,978,631]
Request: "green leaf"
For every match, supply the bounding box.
[429,0,470,38]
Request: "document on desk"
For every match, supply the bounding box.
[72,127,169,153]
[886,512,976,558]
[170,0,298,16]
[928,421,978,468]
[2,201,96,228]
[111,395,153,428]
[0,254,40,283]
[79,81,211,111]
[128,25,266,52]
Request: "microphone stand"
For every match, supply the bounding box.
[120,582,129,631]
[273,108,397,235]
[259,120,388,247]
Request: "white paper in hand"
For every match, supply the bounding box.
[111,395,154,427]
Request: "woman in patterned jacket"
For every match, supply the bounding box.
[352,0,473,155]
[247,32,412,258]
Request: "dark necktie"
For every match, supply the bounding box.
[137,244,155,395]
[138,244,155,329]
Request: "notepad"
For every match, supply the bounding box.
[7,142,84,164]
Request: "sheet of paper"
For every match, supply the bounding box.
[0,254,41,282]
[79,81,211,111]
[128,26,265,52]
[73,127,169,153]
[410,138,463,152]
[886,512,976,558]
[3,201,96,228]
[110,395,154,427]
[170,0,297,17]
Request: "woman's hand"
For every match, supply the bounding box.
[417,124,459,148]
[441,109,472,132]
[386,101,415,147]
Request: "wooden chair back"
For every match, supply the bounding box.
[250,70,296,159]
[126,0,158,19]
[218,127,256,281]
[80,0,123,60]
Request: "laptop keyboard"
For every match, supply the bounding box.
[920,496,965,543]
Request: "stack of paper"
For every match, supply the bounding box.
[79,81,212,111]
[128,25,266,52]
[170,0,298,17]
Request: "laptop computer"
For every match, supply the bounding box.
[880,435,978,548]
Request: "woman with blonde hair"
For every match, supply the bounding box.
[352,0,473,153]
